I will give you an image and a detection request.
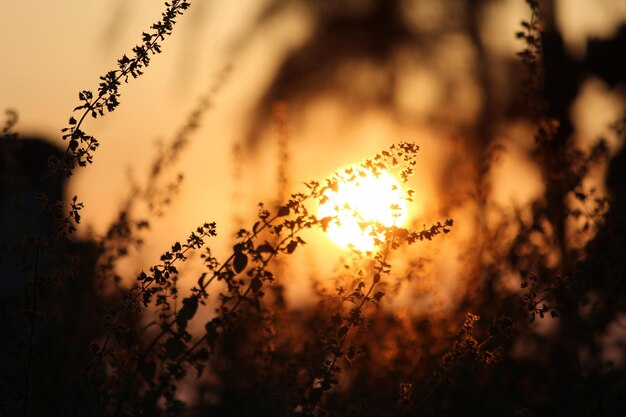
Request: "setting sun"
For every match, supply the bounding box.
[317,167,408,252]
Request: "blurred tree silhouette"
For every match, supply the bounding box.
[0,136,121,417]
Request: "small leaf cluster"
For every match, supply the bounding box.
[521,272,571,321]
[57,0,191,177]
[434,313,505,385]
[516,0,544,115]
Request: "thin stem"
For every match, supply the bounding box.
[308,188,404,414]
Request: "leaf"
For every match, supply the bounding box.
[277,205,290,217]
[233,252,248,274]
[286,240,297,254]
[176,297,198,332]
[164,337,186,359]
[251,277,263,293]
[257,243,274,253]
[320,216,332,231]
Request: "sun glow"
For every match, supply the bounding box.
[317,167,408,252]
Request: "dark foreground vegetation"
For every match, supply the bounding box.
[1,1,625,416]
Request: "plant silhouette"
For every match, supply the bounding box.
[1,1,626,417]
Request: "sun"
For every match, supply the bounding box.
[317,167,408,252]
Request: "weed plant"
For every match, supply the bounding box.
[1,1,626,417]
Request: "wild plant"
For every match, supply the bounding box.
[2,0,625,416]
[513,0,612,313]
[3,2,192,416]
[95,64,231,290]
[88,141,453,416]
